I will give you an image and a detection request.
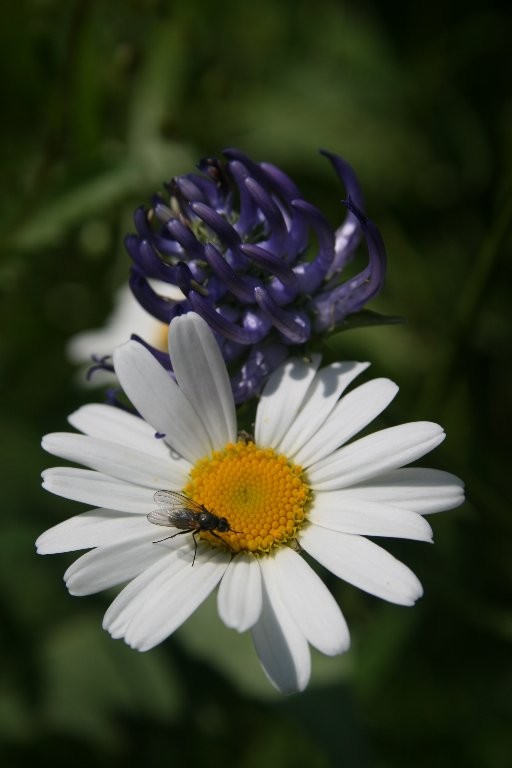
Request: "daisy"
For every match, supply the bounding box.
[38,313,464,694]
[66,281,184,385]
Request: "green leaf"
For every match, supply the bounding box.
[40,615,182,746]
[328,309,406,333]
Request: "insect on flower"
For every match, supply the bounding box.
[147,490,238,565]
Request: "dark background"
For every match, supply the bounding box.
[1,1,511,766]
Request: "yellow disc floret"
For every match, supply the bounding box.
[183,441,310,554]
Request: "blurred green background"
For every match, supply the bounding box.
[1,0,511,766]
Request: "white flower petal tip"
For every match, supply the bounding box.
[104,547,229,652]
[66,403,174,459]
[309,495,434,543]
[308,421,447,491]
[63,532,163,596]
[169,311,211,339]
[113,340,213,464]
[300,526,424,607]
[40,467,161,516]
[255,355,322,449]
[251,573,311,694]
[263,549,350,657]
[41,433,60,454]
[217,553,262,632]
[35,532,53,555]
[35,525,71,556]
[168,313,237,449]
[340,468,465,516]
[35,507,150,555]
[277,360,372,460]
[293,375,399,467]
[40,433,184,490]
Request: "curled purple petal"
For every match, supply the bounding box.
[190,202,241,250]
[222,147,272,189]
[320,149,365,210]
[240,243,299,296]
[189,291,267,345]
[244,177,288,253]
[129,270,181,324]
[254,286,310,344]
[310,201,387,331]
[320,149,367,275]
[174,176,208,203]
[203,243,258,303]
[259,161,302,202]
[134,207,181,256]
[291,200,335,292]
[124,235,175,282]
[166,219,206,262]
[231,340,289,403]
[228,160,261,233]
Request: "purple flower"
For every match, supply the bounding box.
[125,149,386,402]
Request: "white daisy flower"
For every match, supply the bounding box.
[66,281,184,385]
[38,313,464,694]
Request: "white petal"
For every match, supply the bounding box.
[121,546,229,651]
[42,433,183,489]
[254,355,321,449]
[310,493,433,541]
[66,283,182,364]
[300,524,423,606]
[36,508,149,554]
[103,549,185,639]
[217,553,262,632]
[342,468,465,514]
[64,531,164,596]
[251,561,311,694]
[67,404,175,459]
[41,468,170,514]
[113,341,212,463]
[308,422,445,491]
[266,548,350,656]
[169,314,237,449]
[295,378,399,468]
[277,361,370,458]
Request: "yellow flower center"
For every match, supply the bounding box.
[153,321,171,352]
[183,441,310,554]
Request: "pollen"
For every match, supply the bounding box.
[183,441,310,554]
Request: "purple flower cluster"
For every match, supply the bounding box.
[125,148,386,402]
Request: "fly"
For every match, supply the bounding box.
[147,490,238,565]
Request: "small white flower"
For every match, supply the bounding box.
[38,313,464,694]
[67,282,184,384]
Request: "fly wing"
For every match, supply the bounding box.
[148,506,198,530]
[150,490,204,530]
[154,489,189,508]
[154,490,205,515]
[147,509,175,527]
